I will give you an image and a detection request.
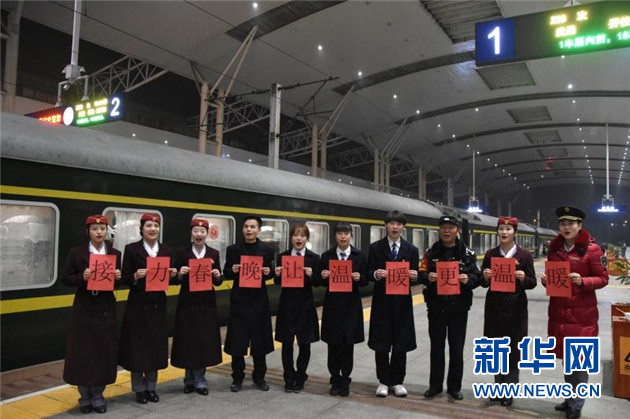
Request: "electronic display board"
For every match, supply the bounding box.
[476,1,630,66]
[25,95,123,127]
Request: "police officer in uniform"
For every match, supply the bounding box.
[419,216,481,400]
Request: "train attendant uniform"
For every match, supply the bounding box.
[368,211,419,398]
[118,213,176,404]
[480,216,536,406]
[61,215,122,414]
[316,222,368,397]
[545,206,608,419]
[223,216,275,392]
[171,219,223,396]
[274,245,320,392]
[419,216,481,400]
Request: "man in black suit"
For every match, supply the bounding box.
[223,215,275,392]
[368,210,419,398]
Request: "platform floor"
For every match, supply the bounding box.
[2,260,629,418]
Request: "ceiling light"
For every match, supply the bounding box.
[253,2,258,8]
[393,94,397,99]
[475,108,479,112]
[452,134,456,138]
[561,55,565,59]
[577,118,580,121]
[572,100,576,103]
[416,109,420,114]
[248,159,252,162]
[132,133,136,137]
[317,44,323,51]
[226,154,230,157]
[164,140,168,144]
[357,71,362,77]
[568,83,573,89]
[437,123,441,128]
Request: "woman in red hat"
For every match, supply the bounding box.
[542,206,608,419]
[480,216,536,407]
[118,213,177,404]
[61,215,122,414]
[171,218,223,395]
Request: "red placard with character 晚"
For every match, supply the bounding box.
[239,255,263,288]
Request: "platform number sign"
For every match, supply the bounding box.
[475,1,630,66]
[475,19,515,65]
[26,95,124,127]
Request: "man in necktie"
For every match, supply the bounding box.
[368,211,419,397]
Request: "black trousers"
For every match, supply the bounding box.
[231,354,266,382]
[281,343,311,383]
[375,350,407,386]
[327,344,354,383]
[427,309,468,392]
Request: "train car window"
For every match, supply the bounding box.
[413,229,425,254]
[401,228,408,240]
[370,226,385,243]
[102,208,164,254]
[305,222,329,256]
[428,230,439,248]
[192,214,235,268]
[261,218,289,259]
[350,224,361,249]
[0,200,59,291]
[472,233,483,255]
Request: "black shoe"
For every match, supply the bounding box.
[80,405,93,414]
[94,406,107,414]
[423,387,443,398]
[293,381,304,393]
[196,387,209,396]
[136,392,148,404]
[184,384,195,394]
[338,384,350,397]
[254,379,270,391]
[146,390,159,403]
[285,381,295,392]
[555,401,569,411]
[329,384,341,396]
[230,381,242,392]
[566,407,582,419]
[447,390,463,400]
[501,397,513,406]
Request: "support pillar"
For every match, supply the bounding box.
[310,124,318,177]
[373,150,380,191]
[215,89,224,157]
[268,83,281,169]
[447,178,454,207]
[2,1,24,113]
[319,129,327,178]
[198,81,209,154]
[418,168,427,200]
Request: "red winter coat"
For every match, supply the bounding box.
[547,229,608,358]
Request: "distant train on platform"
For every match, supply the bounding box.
[0,114,557,371]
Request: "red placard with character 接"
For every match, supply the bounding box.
[87,254,116,291]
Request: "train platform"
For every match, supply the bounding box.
[1,260,629,418]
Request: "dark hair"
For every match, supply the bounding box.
[385,210,407,225]
[243,215,262,228]
[334,222,353,234]
[290,223,310,240]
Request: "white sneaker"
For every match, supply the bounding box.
[375,383,388,397]
[392,384,408,397]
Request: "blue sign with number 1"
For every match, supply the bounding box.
[475,18,516,66]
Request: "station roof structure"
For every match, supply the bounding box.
[2,0,629,212]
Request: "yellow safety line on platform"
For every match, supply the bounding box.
[0,294,425,417]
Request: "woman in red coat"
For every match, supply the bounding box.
[481,216,536,407]
[541,206,608,419]
[61,215,122,414]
